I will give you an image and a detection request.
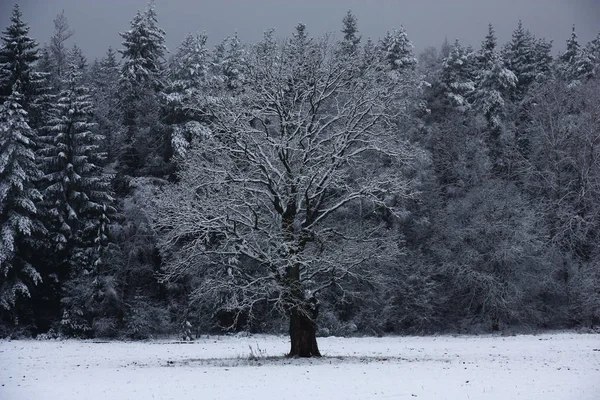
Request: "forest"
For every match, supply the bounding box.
[0,2,599,355]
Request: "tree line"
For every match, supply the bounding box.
[0,3,599,354]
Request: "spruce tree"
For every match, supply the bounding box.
[48,10,74,91]
[380,27,417,72]
[532,38,553,82]
[473,24,517,173]
[0,4,43,115]
[38,54,114,334]
[165,33,209,122]
[39,57,112,273]
[502,21,537,100]
[118,1,169,176]
[474,24,516,131]
[477,23,497,67]
[440,39,476,111]
[90,47,122,163]
[119,3,166,92]
[220,33,247,92]
[0,83,44,315]
[586,32,600,75]
[558,26,595,85]
[340,10,361,56]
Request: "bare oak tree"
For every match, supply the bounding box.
[151,32,421,356]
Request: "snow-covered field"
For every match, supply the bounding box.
[1,333,599,400]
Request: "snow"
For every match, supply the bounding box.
[0,333,598,400]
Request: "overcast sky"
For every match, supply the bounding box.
[1,0,598,60]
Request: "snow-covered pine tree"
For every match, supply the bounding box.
[68,44,88,82]
[90,47,122,163]
[219,33,247,92]
[118,1,169,176]
[340,10,361,56]
[0,4,44,117]
[532,38,553,82]
[48,10,74,91]
[558,26,595,85]
[380,27,417,72]
[119,3,166,93]
[162,33,212,161]
[473,24,517,131]
[38,53,114,334]
[472,24,517,174]
[285,23,321,86]
[440,39,476,111]
[39,57,112,273]
[0,83,44,316]
[165,33,209,122]
[502,21,537,100]
[586,32,600,76]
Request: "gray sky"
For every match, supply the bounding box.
[1,0,598,61]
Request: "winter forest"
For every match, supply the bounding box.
[1,1,600,357]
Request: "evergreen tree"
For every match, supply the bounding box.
[502,21,537,100]
[380,27,417,72]
[340,10,361,56]
[0,83,44,316]
[286,23,317,82]
[473,24,517,131]
[163,33,212,162]
[473,24,517,173]
[119,3,166,92]
[68,44,88,79]
[220,33,247,92]
[0,4,43,114]
[90,47,122,163]
[477,23,497,67]
[586,32,600,76]
[558,26,595,85]
[164,32,209,122]
[118,1,169,176]
[38,59,113,285]
[532,37,553,82]
[48,10,74,90]
[440,39,476,111]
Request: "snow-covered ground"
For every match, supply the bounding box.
[1,333,598,400]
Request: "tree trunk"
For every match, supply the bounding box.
[491,314,500,332]
[289,307,321,357]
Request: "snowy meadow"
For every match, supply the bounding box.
[1,333,599,400]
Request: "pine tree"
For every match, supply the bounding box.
[220,33,247,92]
[532,38,553,82]
[474,24,517,131]
[0,83,44,314]
[440,39,476,111]
[477,23,497,67]
[90,47,122,163]
[164,33,209,122]
[119,2,166,93]
[502,21,537,100]
[39,59,113,274]
[69,44,88,80]
[380,27,417,72]
[37,55,114,335]
[586,31,600,75]
[558,26,594,85]
[473,24,517,174]
[286,23,318,83]
[340,10,361,56]
[48,10,74,91]
[118,1,169,176]
[0,4,43,114]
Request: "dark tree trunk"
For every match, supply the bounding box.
[491,314,500,332]
[289,307,321,357]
